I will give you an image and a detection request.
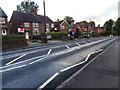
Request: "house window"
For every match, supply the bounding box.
[2,29,7,35]
[51,24,54,28]
[46,23,49,28]
[46,28,50,32]
[61,26,65,29]
[33,23,39,27]
[0,17,5,24]
[24,22,29,27]
[33,28,39,35]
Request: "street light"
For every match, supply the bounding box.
[42,0,48,43]
[43,0,46,33]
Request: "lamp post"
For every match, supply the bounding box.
[43,0,46,33]
[41,0,48,43]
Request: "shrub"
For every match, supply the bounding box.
[92,32,101,37]
[32,40,38,43]
[2,35,27,50]
[2,35,25,41]
[31,35,40,40]
[47,32,68,40]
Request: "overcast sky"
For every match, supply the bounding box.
[0,0,119,26]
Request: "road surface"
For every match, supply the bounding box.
[1,37,118,89]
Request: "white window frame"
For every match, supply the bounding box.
[61,25,65,29]
[0,17,5,24]
[2,29,7,35]
[33,28,40,35]
[24,22,29,27]
[32,23,39,27]
[46,28,50,32]
[46,23,49,28]
[51,24,54,28]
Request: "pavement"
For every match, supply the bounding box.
[60,38,119,89]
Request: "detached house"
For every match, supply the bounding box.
[52,19,70,32]
[9,11,53,39]
[0,7,8,35]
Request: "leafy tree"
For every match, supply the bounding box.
[89,21,95,28]
[104,19,115,35]
[64,16,74,25]
[114,18,120,35]
[17,0,39,14]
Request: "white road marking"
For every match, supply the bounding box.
[47,49,52,55]
[29,56,47,65]
[0,65,26,73]
[60,48,103,72]
[60,61,86,72]
[38,72,59,89]
[0,55,46,69]
[76,43,80,46]
[84,54,91,62]
[6,54,26,65]
[66,45,70,49]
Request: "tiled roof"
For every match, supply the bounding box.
[54,20,64,27]
[10,11,53,23]
[0,7,7,17]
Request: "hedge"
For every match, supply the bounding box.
[2,35,28,50]
[2,35,25,41]
[47,32,68,40]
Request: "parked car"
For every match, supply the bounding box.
[83,33,90,38]
[46,34,52,40]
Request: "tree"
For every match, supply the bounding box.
[64,16,74,25]
[89,21,95,28]
[17,0,39,14]
[114,18,120,35]
[104,19,115,35]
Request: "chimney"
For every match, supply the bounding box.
[57,19,59,22]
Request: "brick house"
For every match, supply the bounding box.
[0,7,8,35]
[51,19,70,32]
[94,25,105,33]
[9,11,53,39]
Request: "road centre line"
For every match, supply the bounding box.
[1,38,114,69]
[2,38,113,67]
[6,54,26,66]
[0,38,116,73]
[66,45,70,49]
[0,65,26,73]
[76,43,80,46]
[38,72,59,89]
[47,49,52,55]
[0,55,46,69]
[2,38,110,60]
[29,56,47,65]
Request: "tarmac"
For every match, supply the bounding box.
[59,38,119,89]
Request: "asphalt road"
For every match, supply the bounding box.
[1,37,118,89]
[62,37,119,89]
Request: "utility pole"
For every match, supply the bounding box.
[43,0,46,33]
[118,1,120,18]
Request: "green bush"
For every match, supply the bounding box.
[31,35,40,40]
[92,32,101,37]
[47,32,68,40]
[2,35,25,41]
[2,35,27,50]
[32,40,38,43]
